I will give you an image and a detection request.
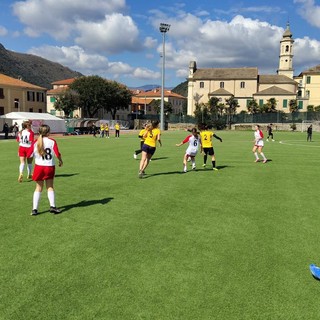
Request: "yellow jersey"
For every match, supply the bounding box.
[200,130,214,148]
[138,129,146,141]
[115,124,120,130]
[144,128,161,147]
[105,125,109,131]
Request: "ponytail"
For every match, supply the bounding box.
[37,125,50,157]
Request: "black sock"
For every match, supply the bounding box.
[204,155,207,164]
[212,160,216,168]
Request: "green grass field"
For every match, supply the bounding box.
[1,129,320,319]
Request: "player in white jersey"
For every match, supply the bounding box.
[16,120,34,182]
[252,125,267,163]
[27,125,63,216]
[176,128,201,172]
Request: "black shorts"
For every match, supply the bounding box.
[142,144,156,156]
[203,147,214,156]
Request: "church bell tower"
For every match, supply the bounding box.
[277,23,294,79]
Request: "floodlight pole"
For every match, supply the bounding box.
[159,23,170,131]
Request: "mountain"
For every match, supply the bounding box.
[172,80,188,97]
[0,43,83,89]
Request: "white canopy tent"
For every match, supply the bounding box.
[0,112,66,133]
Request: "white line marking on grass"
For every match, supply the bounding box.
[279,141,320,148]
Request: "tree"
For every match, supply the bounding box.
[247,99,259,114]
[105,81,132,120]
[150,99,173,115]
[289,99,298,124]
[265,98,277,113]
[70,75,111,118]
[53,89,79,117]
[225,96,239,129]
[208,97,221,120]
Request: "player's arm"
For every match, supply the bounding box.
[157,133,162,147]
[213,134,222,142]
[53,141,63,167]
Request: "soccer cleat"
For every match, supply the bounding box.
[266,139,269,142]
[50,206,61,214]
[30,209,38,216]
[263,159,267,163]
[202,164,206,167]
[272,139,275,142]
[133,153,137,159]
[138,171,144,179]
[254,159,260,162]
[213,167,219,171]
[18,174,23,182]
[192,165,196,170]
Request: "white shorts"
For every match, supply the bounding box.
[255,140,264,147]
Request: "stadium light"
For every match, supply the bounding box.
[159,23,170,131]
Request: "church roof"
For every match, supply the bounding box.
[209,88,233,96]
[283,23,292,38]
[254,86,296,96]
[258,75,297,85]
[298,65,320,76]
[193,67,258,80]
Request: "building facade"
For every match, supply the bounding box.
[187,24,319,116]
[0,73,46,115]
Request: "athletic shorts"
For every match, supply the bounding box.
[142,144,156,156]
[32,165,55,181]
[18,146,32,158]
[255,140,264,147]
[203,147,214,156]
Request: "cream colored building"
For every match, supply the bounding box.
[47,78,82,117]
[295,65,320,108]
[0,73,46,116]
[187,24,316,115]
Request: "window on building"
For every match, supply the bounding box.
[246,99,251,107]
[283,99,287,108]
[14,99,19,109]
[306,76,311,84]
[36,92,40,102]
[50,109,56,115]
[306,90,310,98]
[38,109,43,113]
[27,91,35,101]
[0,107,4,115]
[50,96,56,103]
[29,108,33,112]
[240,82,245,89]
[220,82,224,88]
[259,99,264,106]
[285,45,289,52]
[200,82,204,88]
[298,101,303,109]
[0,88,4,99]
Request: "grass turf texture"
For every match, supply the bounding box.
[1,130,320,319]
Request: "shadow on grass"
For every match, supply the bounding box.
[142,170,183,178]
[55,173,80,178]
[60,197,114,213]
[150,156,169,161]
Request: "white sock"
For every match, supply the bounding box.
[260,152,267,160]
[19,163,24,174]
[27,164,32,176]
[47,190,55,207]
[254,152,259,159]
[183,165,187,171]
[33,191,41,210]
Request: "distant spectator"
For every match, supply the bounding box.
[266,123,275,142]
[307,125,313,142]
[3,122,9,139]
[13,122,19,138]
[115,123,120,138]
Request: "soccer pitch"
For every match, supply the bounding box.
[1,130,320,319]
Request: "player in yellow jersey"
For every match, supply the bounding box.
[115,123,120,138]
[99,123,105,138]
[138,120,162,178]
[200,124,222,170]
[134,123,148,159]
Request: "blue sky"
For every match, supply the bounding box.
[0,0,319,88]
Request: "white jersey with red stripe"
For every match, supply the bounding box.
[254,130,264,147]
[30,137,61,166]
[17,129,34,147]
[183,134,201,156]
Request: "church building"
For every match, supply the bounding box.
[187,24,318,115]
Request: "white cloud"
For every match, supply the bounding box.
[144,37,157,49]
[75,13,140,54]
[0,26,8,36]
[294,0,320,28]
[132,68,160,80]
[12,0,127,40]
